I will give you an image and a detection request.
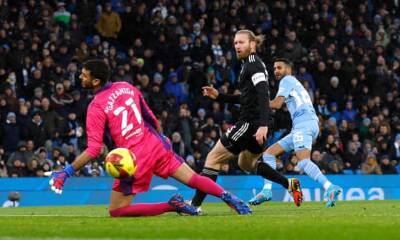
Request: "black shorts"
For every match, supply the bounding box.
[220,121,266,155]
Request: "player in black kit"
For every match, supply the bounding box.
[191,30,303,212]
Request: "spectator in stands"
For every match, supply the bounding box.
[54,153,69,170]
[296,65,316,91]
[10,158,27,177]
[327,76,346,107]
[339,120,352,147]
[27,158,40,177]
[27,111,50,149]
[185,155,197,173]
[311,150,328,174]
[322,145,344,174]
[315,96,330,118]
[53,2,72,26]
[164,71,188,105]
[329,102,341,123]
[0,147,7,177]
[380,155,398,174]
[172,106,195,149]
[17,105,30,140]
[171,132,191,159]
[362,154,382,175]
[1,112,20,155]
[148,83,167,115]
[7,142,29,170]
[342,101,358,123]
[35,147,53,168]
[61,112,82,151]
[96,3,121,42]
[40,98,61,135]
[50,83,73,117]
[200,117,220,136]
[70,90,87,122]
[286,155,301,175]
[285,155,300,175]
[344,141,363,173]
[392,134,400,163]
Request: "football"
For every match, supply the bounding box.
[105,148,137,178]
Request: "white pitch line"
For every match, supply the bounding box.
[0,214,105,217]
[0,238,199,240]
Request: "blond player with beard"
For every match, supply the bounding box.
[190,30,303,213]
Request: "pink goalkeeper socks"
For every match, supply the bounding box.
[188,173,224,197]
[109,173,225,217]
[109,203,175,217]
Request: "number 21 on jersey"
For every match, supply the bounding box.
[113,98,142,138]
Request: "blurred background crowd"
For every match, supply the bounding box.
[0,0,399,178]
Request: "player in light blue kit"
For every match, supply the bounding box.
[249,58,342,207]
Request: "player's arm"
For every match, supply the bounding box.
[216,93,241,103]
[46,102,106,194]
[270,96,286,109]
[253,73,270,126]
[69,152,93,172]
[251,64,270,144]
[270,76,291,109]
[202,86,241,103]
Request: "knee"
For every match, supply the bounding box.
[109,204,128,217]
[237,160,247,171]
[238,159,255,172]
[264,149,274,156]
[109,208,121,217]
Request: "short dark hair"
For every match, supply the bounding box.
[82,59,110,85]
[274,58,294,69]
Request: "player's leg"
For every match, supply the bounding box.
[238,149,289,192]
[233,122,290,191]
[109,191,179,217]
[293,121,342,207]
[109,171,197,217]
[171,162,251,214]
[295,149,332,188]
[238,148,288,188]
[191,139,235,207]
[253,131,303,206]
[237,150,261,172]
[295,149,340,207]
[172,163,224,198]
[248,143,285,205]
[240,147,302,206]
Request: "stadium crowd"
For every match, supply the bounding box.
[0,0,399,178]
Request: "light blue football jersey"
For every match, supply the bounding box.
[276,75,318,126]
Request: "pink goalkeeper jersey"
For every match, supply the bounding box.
[85,82,160,158]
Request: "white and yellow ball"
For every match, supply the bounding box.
[105,148,137,178]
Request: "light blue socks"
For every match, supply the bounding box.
[297,159,332,190]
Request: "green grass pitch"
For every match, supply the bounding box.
[0,201,399,240]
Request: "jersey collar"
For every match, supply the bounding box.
[245,52,257,63]
[94,82,112,95]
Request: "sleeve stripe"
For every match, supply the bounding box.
[251,72,267,85]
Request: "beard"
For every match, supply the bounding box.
[81,80,93,89]
[237,45,252,59]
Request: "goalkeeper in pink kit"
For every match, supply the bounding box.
[46,59,251,216]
